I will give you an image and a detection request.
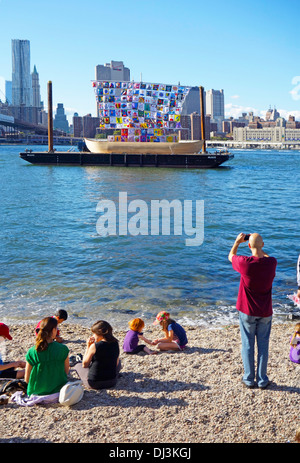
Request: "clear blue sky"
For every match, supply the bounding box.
[1,0,300,122]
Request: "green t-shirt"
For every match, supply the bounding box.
[26,341,69,396]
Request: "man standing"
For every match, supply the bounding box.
[228,233,277,389]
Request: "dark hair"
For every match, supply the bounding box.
[56,309,68,321]
[91,320,118,343]
[161,318,176,334]
[35,317,58,352]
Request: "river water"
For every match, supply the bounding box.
[0,145,299,329]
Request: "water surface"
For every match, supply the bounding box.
[0,145,299,329]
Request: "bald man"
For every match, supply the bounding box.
[229,233,277,389]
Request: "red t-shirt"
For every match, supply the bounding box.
[232,255,277,317]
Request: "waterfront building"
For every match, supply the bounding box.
[73,113,100,138]
[54,103,69,133]
[205,89,224,132]
[286,115,300,129]
[179,87,213,140]
[180,113,211,140]
[12,39,32,107]
[222,119,246,134]
[233,126,300,145]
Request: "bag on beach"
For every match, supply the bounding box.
[59,380,84,406]
[0,379,27,396]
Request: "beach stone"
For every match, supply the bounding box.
[0,322,298,443]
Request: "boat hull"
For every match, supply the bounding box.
[19,151,234,168]
[84,138,203,155]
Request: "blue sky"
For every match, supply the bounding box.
[1,0,300,122]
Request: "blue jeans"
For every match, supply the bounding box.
[239,312,272,388]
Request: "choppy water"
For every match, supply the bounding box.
[0,145,299,329]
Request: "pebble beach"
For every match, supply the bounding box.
[0,320,299,444]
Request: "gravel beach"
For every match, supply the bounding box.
[0,320,299,444]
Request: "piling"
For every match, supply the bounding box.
[199,86,206,153]
[48,81,54,153]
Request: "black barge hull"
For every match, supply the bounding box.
[20,151,234,168]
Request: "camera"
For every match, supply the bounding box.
[244,234,250,241]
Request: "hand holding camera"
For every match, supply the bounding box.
[235,233,251,244]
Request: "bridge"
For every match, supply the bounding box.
[206,140,300,150]
[0,113,65,136]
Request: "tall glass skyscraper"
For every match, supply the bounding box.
[12,39,32,106]
[205,89,224,132]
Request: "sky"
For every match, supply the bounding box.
[0,0,300,123]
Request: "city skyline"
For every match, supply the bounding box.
[0,0,300,123]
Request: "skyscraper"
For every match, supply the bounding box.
[5,80,12,104]
[11,39,32,106]
[205,89,224,132]
[54,103,69,133]
[31,65,42,108]
[95,61,130,82]
[95,61,130,117]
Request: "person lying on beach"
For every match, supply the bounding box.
[123,318,157,355]
[0,323,25,379]
[25,317,70,396]
[35,309,68,343]
[73,320,121,390]
[151,311,188,351]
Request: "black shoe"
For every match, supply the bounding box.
[69,355,77,367]
[258,381,271,390]
[69,354,83,367]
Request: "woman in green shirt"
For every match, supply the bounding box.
[25,317,69,396]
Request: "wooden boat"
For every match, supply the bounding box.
[84,138,203,155]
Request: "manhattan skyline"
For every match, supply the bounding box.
[0,0,300,123]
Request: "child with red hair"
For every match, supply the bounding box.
[123,318,156,355]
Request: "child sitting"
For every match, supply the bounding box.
[35,309,68,343]
[123,318,156,355]
[0,323,26,379]
[152,311,188,351]
[290,323,300,364]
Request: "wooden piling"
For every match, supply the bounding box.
[199,86,206,153]
[48,81,53,153]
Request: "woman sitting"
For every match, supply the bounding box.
[25,317,69,396]
[73,320,121,390]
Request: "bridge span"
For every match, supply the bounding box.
[206,140,300,150]
[0,113,65,136]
